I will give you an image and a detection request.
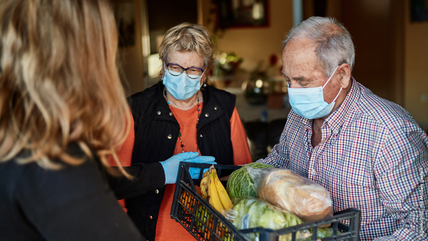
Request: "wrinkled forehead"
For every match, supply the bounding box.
[282,39,320,75]
[282,38,317,60]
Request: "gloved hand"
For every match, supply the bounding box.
[160,152,216,184]
[189,167,209,179]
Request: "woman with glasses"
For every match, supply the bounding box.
[116,22,252,240]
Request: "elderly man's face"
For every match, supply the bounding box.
[281,38,343,105]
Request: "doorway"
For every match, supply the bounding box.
[304,0,404,104]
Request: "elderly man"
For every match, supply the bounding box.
[259,16,428,240]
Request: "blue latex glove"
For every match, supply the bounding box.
[189,167,209,179]
[160,152,216,184]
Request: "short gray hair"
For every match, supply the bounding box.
[159,23,214,78]
[283,17,355,77]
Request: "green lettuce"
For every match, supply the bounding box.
[231,198,304,241]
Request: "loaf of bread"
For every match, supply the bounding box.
[250,168,333,223]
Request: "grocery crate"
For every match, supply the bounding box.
[171,163,361,241]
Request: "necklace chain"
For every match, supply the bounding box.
[164,89,200,153]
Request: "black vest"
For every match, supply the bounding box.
[125,82,236,240]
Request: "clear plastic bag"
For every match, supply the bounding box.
[227,198,312,241]
[247,167,333,223]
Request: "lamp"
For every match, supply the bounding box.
[252,1,264,20]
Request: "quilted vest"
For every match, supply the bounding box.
[125,81,236,240]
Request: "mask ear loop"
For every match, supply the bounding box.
[322,65,340,88]
[198,70,207,88]
[200,62,208,88]
[163,58,168,75]
[162,62,167,80]
[332,86,343,103]
[322,65,342,103]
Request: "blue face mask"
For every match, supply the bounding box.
[287,66,342,119]
[162,68,203,101]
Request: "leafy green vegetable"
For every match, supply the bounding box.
[231,198,304,241]
[226,162,273,200]
[259,206,287,230]
[231,198,340,241]
[310,227,339,239]
[231,198,255,229]
[297,228,340,241]
[247,199,268,228]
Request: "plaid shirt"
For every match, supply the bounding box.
[259,79,428,240]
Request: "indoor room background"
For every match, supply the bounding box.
[113,0,428,136]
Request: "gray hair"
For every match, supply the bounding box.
[159,23,214,79]
[283,17,355,77]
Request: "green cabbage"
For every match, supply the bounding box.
[226,162,273,201]
[309,227,339,239]
[231,198,338,241]
[231,198,304,241]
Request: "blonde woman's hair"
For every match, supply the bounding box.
[158,22,214,81]
[0,0,131,178]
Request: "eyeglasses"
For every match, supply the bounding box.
[166,63,205,79]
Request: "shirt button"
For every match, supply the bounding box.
[214,106,218,111]
[200,134,203,138]
[149,215,153,219]
[167,134,172,139]
[204,113,209,118]
[333,129,339,135]
[157,111,161,115]
[155,189,159,194]
[169,112,173,116]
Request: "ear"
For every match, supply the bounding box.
[338,63,351,88]
[200,72,207,85]
[161,63,166,77]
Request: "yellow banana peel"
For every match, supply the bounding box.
[213,172,234,211]
[200,169,210,200]
[208,167,225,213]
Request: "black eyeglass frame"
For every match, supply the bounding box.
[166,63,205,79]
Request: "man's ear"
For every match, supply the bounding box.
[338,63,352,88]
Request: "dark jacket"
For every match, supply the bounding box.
[0,143,165,241]
[126,81,236,240]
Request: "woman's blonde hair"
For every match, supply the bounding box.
[158,22,214,81]
[0,0,131,177]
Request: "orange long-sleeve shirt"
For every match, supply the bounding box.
[107,113,135,212]
[111,104,252,240]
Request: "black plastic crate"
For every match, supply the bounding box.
[171,163,361,241]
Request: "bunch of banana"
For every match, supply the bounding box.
[200,165,234,215]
